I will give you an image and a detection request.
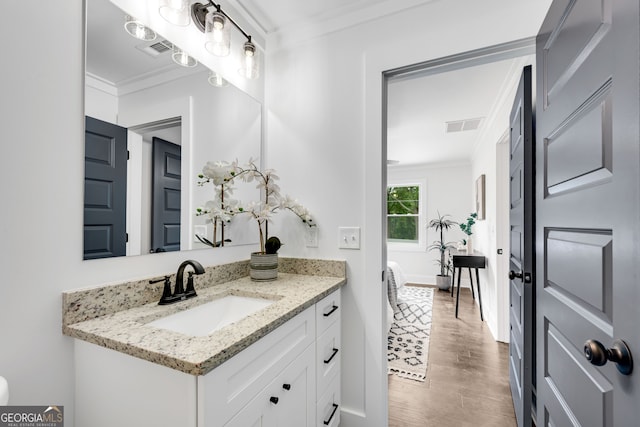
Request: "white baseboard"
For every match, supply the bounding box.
[405,274,471,288]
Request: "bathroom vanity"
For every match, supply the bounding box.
[64,259,345,427]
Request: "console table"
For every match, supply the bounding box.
[450,249,486,321]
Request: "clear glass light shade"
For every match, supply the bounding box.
[208,71,228,87]
[172,47,198,67]
[238,41,259,79]
[124,15,157,41]
[205,11,230,56]
[159,0,190,26]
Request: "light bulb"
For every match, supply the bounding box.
[205,11,230,57]
[239,41,259,79]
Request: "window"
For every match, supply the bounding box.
[387,185,420,244]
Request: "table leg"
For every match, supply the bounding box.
[455,267,462,318]
[475,268,484,321]
[451,266,457,297]
[468,268,475,300]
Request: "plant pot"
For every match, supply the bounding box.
[466,237,473,253]
[250,252,278,281]
[436,274,451,291]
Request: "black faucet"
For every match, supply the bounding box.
[155,260,205,305]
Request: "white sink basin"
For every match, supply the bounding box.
[148,295,275,337]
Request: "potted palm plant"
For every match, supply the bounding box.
[428,212,457,290]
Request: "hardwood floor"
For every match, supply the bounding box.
[388,285,516,427]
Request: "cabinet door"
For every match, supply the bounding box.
[225,344,315,427]
[274,345,316,427]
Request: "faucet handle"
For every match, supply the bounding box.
[153,276,176,305]
[149,275,170,285]
[185,272,198,298]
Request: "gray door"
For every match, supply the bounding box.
[536,0,639,425]
[509,65,534,427]
[84,116,127,260]
[151,137,181,253]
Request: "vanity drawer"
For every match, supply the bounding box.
[199,306,315,426]
[317,374,341,427]
[316,318,341,395]
[316,290,341,335]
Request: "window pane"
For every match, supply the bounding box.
[387,186,419,215]
[388,215,419,243]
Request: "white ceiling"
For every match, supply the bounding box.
[233,0,437,37]
[387,58,525,166]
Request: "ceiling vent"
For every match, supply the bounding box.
[445,117,484,133]
[136,39,174,58]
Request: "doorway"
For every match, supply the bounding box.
[383,39,535,424]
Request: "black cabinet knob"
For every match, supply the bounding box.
[282,383,291,390]
[270,396,279,404]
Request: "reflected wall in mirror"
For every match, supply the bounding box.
[84,0,261,260]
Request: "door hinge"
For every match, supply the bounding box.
[382,270,386,282]
[127,150,130,160]
[497,248,503,255]
[126,233,129,243]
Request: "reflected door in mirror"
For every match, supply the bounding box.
[151,137,181,253]
[84,116,128,259]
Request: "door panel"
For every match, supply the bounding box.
[84,116,127,259]
[509,65,534,427]
[536,0,639,425]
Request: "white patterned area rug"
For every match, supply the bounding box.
[387,286,434,382]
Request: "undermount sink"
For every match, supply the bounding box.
[148,295,275,337]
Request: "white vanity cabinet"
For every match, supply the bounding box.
[74,288,342,427]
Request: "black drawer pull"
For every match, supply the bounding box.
[270,396,279,404]
[282,383,291,390]
[323,403,339,425]
[324,348,339,364]
[323,305,339,317]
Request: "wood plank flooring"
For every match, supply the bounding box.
[388,285,516,427]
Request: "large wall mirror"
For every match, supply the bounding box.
[84,0,261,260]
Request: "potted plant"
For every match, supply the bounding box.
[197,159,315,281]
[459,212,478,252]
[428,212,457,290]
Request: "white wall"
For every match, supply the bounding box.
[266,1,551,425]
[387,163,472,285]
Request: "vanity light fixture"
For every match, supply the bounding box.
[159,0,191,27]
[208,70,228,87]
[172,46,198,67]
[124,15,157,41]
[190,1,260,79]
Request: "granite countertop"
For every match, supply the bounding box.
[64,271,345,376]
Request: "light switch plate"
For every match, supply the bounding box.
[305,227,319,247]
[338,227,361,249]
[194,225,207,242]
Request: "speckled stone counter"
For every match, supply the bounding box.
[63,259,346,376]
